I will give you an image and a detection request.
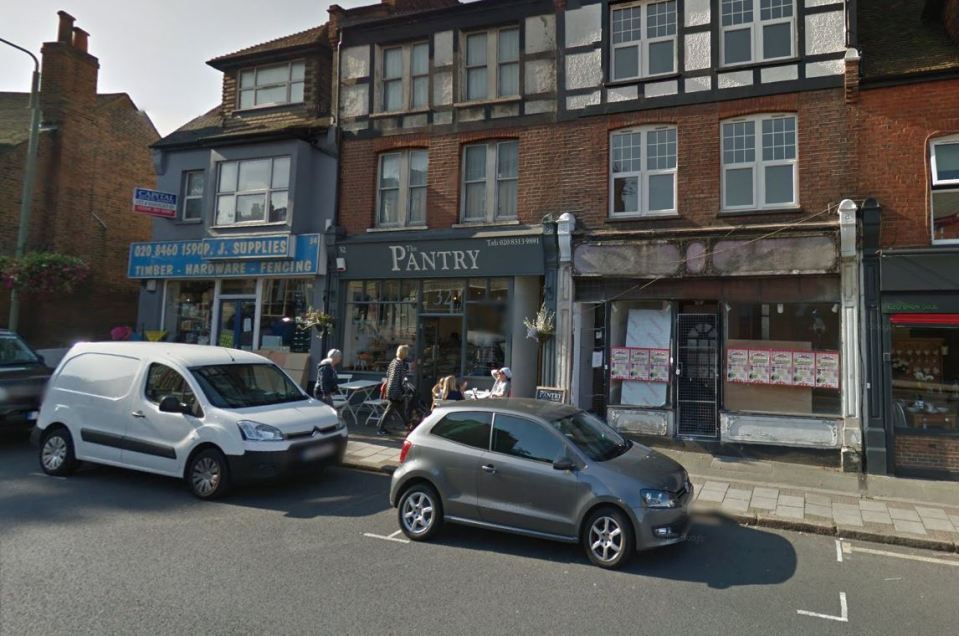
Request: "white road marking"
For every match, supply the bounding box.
[363,532,410,544]
[797,592,848,623]
[388,530,404,539]
[835,539,843,563]
[845,543,959,567]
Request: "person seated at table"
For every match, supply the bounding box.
[490,367,511,398]
[431,376,450,411]
[447,377,466,401]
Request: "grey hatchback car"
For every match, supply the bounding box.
[389,399,693,569]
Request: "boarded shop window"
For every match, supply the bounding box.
[608,301,672,408]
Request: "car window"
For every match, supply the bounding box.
[145,363,198,411]
[190,363,307,408]
[431,411,492,450]
[57,353,140,399]
[0,333,39,365]
[492,414,565,464]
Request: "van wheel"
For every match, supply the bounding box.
[39,427,79,477]
[583,507,635,569]
[186,448,231,499]
[398,483,443,541]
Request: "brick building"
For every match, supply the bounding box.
[857,0,959,479]
[0,12,158,347]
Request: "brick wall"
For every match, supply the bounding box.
[895,434,959,476]
[855,78,959,248]
[338,88,853,236]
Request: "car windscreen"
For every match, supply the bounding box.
[0,333,40,366]
[548,410,631,462]
[190,363,307,409]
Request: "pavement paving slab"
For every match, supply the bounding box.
[752,487,780,500]
[861,511,894,525]
[921,518,957,533]
[749,496,778,511]
[860,500,889,512]
[774,505,804,520]
[721,498,749,513]
[805,503,833,518]
[724,488,751,501]
[915,506,949,520]
[778,494,804,508]
[889,508,922,522]
[892,519,928,535]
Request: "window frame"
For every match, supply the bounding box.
[237,60,306,110]
[608,125,678,218]
[214,156,292,227]
[931,135,959,187]
[720,0,796,68]
[378,41,432,114]
[462,27,522,103]
[721,113,799,213]
[181,170,205,222]
[609,0,679,82]
[376,149,429,228]
[460,140,519,224]
[144,362,198,407]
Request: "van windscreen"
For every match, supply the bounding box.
[190,363,307,409]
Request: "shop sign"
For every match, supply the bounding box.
[338,234,544,279]
[132,187,177,218]
[535,386,567,403]
[128,234,323,279]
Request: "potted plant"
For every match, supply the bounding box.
[296,308,335,337]
[0,252,90,296]
[524,303,555,384]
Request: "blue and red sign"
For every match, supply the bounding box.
[133,187,178,218]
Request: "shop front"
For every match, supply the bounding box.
[571,231,857,456]
[867,249,959,480]
[130,233,325,357]
[331,229,545,399]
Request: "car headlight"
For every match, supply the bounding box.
[641,489,679,509]
[237,420,285,441]
[335,418,346,431]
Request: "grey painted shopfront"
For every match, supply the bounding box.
[329,227,546,398]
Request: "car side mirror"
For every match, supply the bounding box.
[159,395,189,414]
[553,457,577,471]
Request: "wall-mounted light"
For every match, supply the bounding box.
[777,304,784,314]
[832,304,839,313]
[145,279,157,292]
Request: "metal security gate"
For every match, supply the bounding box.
[676,314,720,438]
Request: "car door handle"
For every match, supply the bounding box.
[481,464,496,474]
[131,410,146,418]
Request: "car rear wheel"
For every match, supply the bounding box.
[39,427,79,477]
[186,448,231,499]
[398,483,443,541]
[583,508,634,569]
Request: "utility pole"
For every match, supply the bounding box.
[0,37,42,332]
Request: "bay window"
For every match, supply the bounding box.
[215,157,291,226]
[238,61,305,109]
[462,141,518,223]
[610,126,677,217]
[721,0,795,66]
[377,149,429,228]
[610,1,678,81]
[722,114,797,211]
[931,136,959,244]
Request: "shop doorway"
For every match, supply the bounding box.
[676,312,720,438]
[218,298,256,350]
[418,316,463,402]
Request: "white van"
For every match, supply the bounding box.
[33,342,347,498]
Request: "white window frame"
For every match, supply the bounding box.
[237,60,306,110]
[720,0,796,68]
[610,0,678,82]
[378,42,431,114]
[930,135,959,244]
[931,135,959,187]
[214,157,291,227]
[721,113,799,212]
[181,170,205,222]
[609,126,678,218]
[460,141,518,223]
[462,27,522,102]
[376,150,429,228]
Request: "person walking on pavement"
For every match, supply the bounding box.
[314,349,342,407]
[380,344,410,435]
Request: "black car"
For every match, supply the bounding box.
[0,330,52,432]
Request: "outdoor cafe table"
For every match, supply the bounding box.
[337,379,382,423]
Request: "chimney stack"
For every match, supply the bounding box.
[72,27,89,53]
[56,10,75,44]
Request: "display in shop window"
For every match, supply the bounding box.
[725,347,839,389]
[610,347,670,383]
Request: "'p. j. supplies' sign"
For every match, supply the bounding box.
[338,234,545,279]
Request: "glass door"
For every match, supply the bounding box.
[418,316,464,402]
[218,298,257,350]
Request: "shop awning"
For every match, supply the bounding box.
[890,313,959,325]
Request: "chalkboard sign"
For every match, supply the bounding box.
[535,386,567,403]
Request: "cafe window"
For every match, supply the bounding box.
[465,278,510,377]
[163,281,214,345]
[724,302,841,417]
[890,320,959,435]
[258,279,313,350]
[930,135,959,244]
[608,301,673,408]
[343,280,419,372]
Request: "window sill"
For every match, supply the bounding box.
[452,220,521,228]
[606,212,680,222]
[176,218,204,225]
[719,56,800,72]
[366,226,429,233]
[717,206,803,218]
[234,101,307,114]
[604,73,681,88]
[453,96,522,108]
[210,221,290,230]
[369,108,431,120]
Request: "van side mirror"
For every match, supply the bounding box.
[553,457,577,471]
[159,395,189,414]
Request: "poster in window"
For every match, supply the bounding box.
[769,350,793,385]
[726,349,749,383]
[648,349,670,383]
[630,348,649,381]
[792,365,816,387]
[610,347,630,380]
[793,351,815,367]
[815,352,841,389]
[747,350,770,384]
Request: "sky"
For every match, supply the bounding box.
[0,0,468,136]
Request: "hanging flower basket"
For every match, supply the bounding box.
[296,307,335,337]
[0,252,91,296]
[524,303,556,344]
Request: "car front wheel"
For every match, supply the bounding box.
[583,508,635,569]
[39,427,79,477]
[186,448,231,499]
[398,483,443,541]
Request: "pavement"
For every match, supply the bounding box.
[342,421,959,554]
[3,434,959,635]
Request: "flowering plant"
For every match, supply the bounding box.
[296,308,335,335]
[523,303,555,343]
[0,252,90,295]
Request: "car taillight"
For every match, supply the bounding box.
[399,440,412,464]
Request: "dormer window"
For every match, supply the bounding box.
[238,60,306,109]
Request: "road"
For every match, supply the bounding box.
[1,435,958,635]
